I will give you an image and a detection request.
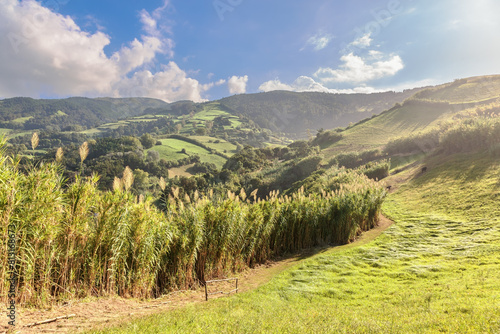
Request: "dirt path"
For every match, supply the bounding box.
[2,215,394,334]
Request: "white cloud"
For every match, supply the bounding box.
[259,76,377,94]
[0,0,215,102]
[113,62,212,103]
[314,52,404,84]
[349,32,372,48]
[304,33,333,51]
[139,0,173,37]
[259,75,437,95]
[111,36,163,74]
[228,75,249,94]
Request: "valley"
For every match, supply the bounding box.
[1,75,500,333]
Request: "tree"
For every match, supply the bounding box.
[195,127,207,136]
[140,133,156,149]
[146,150,160,162]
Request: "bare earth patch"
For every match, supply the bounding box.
[2,215,393,334]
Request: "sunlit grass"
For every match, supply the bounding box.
[148,138,227,167]
[189,135,237,154]
[90,152,500,333]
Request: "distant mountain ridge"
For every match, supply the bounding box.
[0,82,477,138]
[0,97,168,131]
[218,88,424,137]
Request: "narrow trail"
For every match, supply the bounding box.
[2,215,394,334]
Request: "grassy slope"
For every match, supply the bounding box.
[321,75,500,158]
[323,104,453,158]
[148,138,227,167]
[90,151,500,333]
[189,136,237,154]
[419,75,500,103]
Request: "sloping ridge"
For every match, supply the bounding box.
[320,74,500,156]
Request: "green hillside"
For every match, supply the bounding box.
[219,88,423,137]
[319,75,500,158]
[90,151,500,333]
[0,96,168,132]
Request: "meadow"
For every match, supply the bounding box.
[89,151,500,333]
[148,138,227,167]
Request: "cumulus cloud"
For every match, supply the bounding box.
[0,0,214,102]
[314,52,404,84]
[228,75,249,94]
[113,62,213,103]
[259,76,377,94]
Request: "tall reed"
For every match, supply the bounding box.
[0,138,384,306]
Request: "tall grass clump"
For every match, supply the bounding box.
[439,117,500,154]
[0,137,385,306]
[384,103,500,157]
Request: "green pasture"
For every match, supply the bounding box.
[148,138,226,167]
[90,151,500,333]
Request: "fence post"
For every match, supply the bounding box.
[205,282,208,301]
[236,278,238,293]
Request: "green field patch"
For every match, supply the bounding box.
[189,136,237,155]
[149,138,226,167]
[11,116,33,124]
[126,117,159,123]
[80,128,103,135]
[55,110,67,116]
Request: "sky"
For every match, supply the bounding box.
[1,0,500,102]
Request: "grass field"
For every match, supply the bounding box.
[322,104,453,158]
[148,138,227,167]
[420,75,500,103]
[11,116,33,124]
[168,164,195,177]
[192,104,243,128]
[189,136,237,154]
[89,151,500,333]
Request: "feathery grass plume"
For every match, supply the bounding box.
[31,132,39,150]
[209,189,214,198]
[239,188,247,201]
[79,141,89,163]
[55,147,64,163]
[172,187,180,199]
[159,177,166,191]
[184,193,191,203]
[250,189,258,201]
[139,194,144,204]
[122,166,134,191]
[113,176,123,191]
[193,190,199,202]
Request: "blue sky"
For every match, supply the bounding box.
[1,0,500,102]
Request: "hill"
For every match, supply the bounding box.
[218,88,423,137]
[0,88,422,140]
[86,148,500,334]
[318,75,500,158]
[0,96,168,132]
